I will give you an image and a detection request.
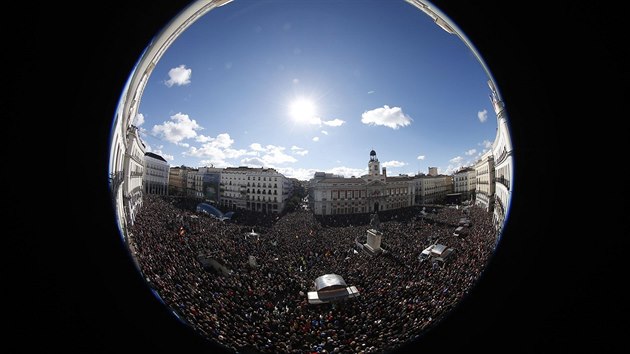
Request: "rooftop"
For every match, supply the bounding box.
[144,151,167,162]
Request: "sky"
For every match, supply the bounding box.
[133,0,499,181]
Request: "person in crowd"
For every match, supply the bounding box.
[129,195,497,353]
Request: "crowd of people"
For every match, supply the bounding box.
[129,195,497,353]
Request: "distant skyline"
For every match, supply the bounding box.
[135,0,499,181]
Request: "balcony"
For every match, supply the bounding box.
[496,176,510,191]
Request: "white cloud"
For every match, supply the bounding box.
[186,138,300,169]
[152,112,202,144]
[328,166,368,178]
[240,144,297,167]
[134,113,145,126]
[297,117,345,127]
[479,140,493,149]
[323,119,345,127]
[442,156,471,175]
[417,155,426,160]
[180,143,190,148]
[159,152,174,161]
[276,167,319,181]
[165,65,192,87]
[200,160,233,168]
[312,137,319,142]
[321,130,328,135]
[304,116,323,125]
[477,109,488,123]
[195,135,214,143]
[241,157,266,167]
[291,145,308,156]
[250,143,265,151]
[144,142,174,162]
[361,105,413,129]
[450,156,463,164]
[368,90,375,94]
[382,160,407,168]
[184,133,246,166]
[279,166,367,180]
[210,133,234,148]
[465,149,477,156]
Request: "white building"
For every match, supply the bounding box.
[453,167,476,201]
[488,80,514,232]
[410,171,454,206]
[220,167,249,210]
[143,152,169,195]
[123,126,145,225]
[108,0,233,238]
[219,167,291,214]
[310,150,415,215]
[474,149,495,212]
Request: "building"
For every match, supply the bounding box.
[219,167,292,214]
[123,125,145,225]
[488,80,513,232]
[309,150,415,215]
[220,167,248,210]
[410,171,454,206]
[186,168,199,197]
[474,149,495,212]
[185,166,223,202]
[143,152,169,195]
[453,167,476,201]
[168,166,193,196]
[108,0,233,239]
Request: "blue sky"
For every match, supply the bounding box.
[134,0,498,181]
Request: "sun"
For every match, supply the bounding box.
[289,97,317,123]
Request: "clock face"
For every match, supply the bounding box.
[108,0,514,352]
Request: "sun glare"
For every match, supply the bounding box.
[289,98,316,123]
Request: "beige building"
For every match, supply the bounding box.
[168,166,193,196]
[411,171,454,206]
[453,167,476,201]
[474,149,495,212]
[219,167,292,214]
[309,150,416,215]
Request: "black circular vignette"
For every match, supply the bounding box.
[38,0,622,353]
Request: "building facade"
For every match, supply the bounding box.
[453,167,476,201]
[474,149,495,212]
[488,80,514,232]
[123,126,145,225]
[309,150,416,215]
[218,167,291,214]
[220,167,249,210]
[183,167,223,202]
[143,152,169,195]
[168,166,193,196]
[410,172,454,206]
